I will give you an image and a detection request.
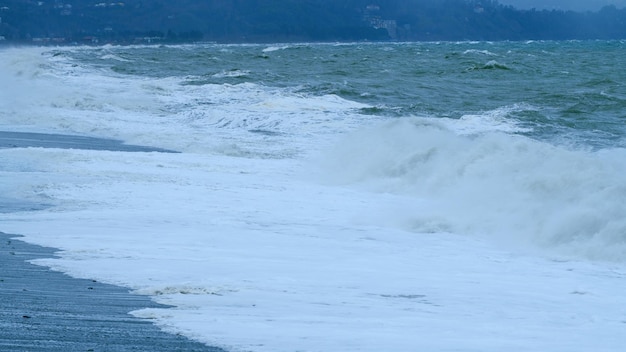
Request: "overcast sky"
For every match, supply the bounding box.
[497,0,626,11]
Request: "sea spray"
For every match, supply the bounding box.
[317,117,626,261]
[3,42,626,352]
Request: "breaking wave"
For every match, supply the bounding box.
[319,117,626,261]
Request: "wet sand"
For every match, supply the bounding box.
[0,233,225,352]
[0,131,224,351]
[0,131,177,153]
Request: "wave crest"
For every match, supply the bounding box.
[318,117,626,261]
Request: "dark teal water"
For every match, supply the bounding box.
[3,41,626,352]
[57,41,626,149]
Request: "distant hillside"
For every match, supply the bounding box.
[1,0,625,44]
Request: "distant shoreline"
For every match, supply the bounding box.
[1,1,625,45]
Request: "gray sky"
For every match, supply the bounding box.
[497,0,626,11]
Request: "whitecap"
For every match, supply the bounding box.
[262,45,291,53]
[100,54,132,62]
[463,49,498,56]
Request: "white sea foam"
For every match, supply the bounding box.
[3,45,626,352]
[262,45,292,52]
[439,104,534,134]
[463,49,498,56]
[212,69,250,78]
[3,146,626,352]
[0,47,369,156]
[100,53,133,62]
[317,117,626,260]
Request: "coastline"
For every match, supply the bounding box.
[0,131,223,351]
[0,232,225,352]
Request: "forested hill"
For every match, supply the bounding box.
[1,0,625,44]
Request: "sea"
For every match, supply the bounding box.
[2,41,626,351]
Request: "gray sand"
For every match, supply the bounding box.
[1,131,225,351]
[0,233,225,351]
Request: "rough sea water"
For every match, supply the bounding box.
[2,41,626,351]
